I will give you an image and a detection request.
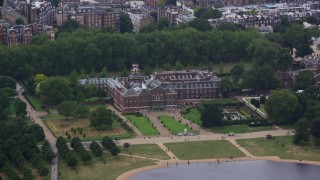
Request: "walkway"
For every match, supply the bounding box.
[16,83,58,180]
[107,105,143,137]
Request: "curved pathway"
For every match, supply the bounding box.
[16,84,58,180]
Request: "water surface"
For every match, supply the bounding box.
[130,160,320,180]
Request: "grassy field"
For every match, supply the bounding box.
[164,141,245,160]
[237,136,320,161]
[26,95,43,111]
[7,99,16,115]
[58,153,155,180]
[121,144,170,160]
[126,115,159,136]
[212,61,252,73]
[159,115,193,134]
[213,125,274,134]
[44,117,134,141]
[182,108,202,125]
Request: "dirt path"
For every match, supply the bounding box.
[107,105,143,137]
[16,83,58,180]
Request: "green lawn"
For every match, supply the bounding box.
[121,144,170,160]
[126,115,159,136]
[159,115,193,134]
[58,152,155,180]
[213,125,274,134]
[8,99,16,115]
[26,95,43,111]
[164,141,245,160]
[237,136,320,161]
[212,61,252,73]
[182,108,202,125]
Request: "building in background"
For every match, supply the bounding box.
[0,20,54,47]
[80,65,220,112]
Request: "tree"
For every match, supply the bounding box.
[311,118,320,145]
[100,67,109,78]
[0,76,16,89]
[39,78,72,105]
[293,118,310,144]
[57,101,77,119]
[200,105,223,127]
[265,90,298,124]
[109,145,120,156]
[230,64,245,80]
[120,13,133,33]
[66,155,78,167]
[69,70,79,88]
[0,94,9,120]
[156,18,169,30]
[59,20,82,33]
[32,34,49,45]
[150,11,158,22]
[294,71,315,90]
[194,7,207,18]
[189,18,212,32]
[51,0,60,7]
[74,106,90,118]
[15,18,25,25]
[220,78,232,98]
[34,74,48,95]
[14,99,27,116]
[90,107,113,130]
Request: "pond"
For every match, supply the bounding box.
[130,160,320,180]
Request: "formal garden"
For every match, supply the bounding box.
[164,141,245,160]
[125,113,159,136]
[43,106,135,141]
[181,98,272,134]
[237,136,320,161]
[158,115,194,135]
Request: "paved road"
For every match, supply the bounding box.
[16,84,58,180]
[115,129,290,145]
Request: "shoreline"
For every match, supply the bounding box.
[117,156,320,180]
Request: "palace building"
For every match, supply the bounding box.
[79,65,220,112]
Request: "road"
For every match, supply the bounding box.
[115,129,290,145]
[16,83,58,180]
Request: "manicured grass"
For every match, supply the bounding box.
[7,98,16,115]
[42,112,63,120]
[44,117,135,141]
[26,95,43,111]
[212,61,252,73]
[213,125,274,134]
[182,108,202,125]
[58,152,155,180]
[121,144,170,160]
[280,124,295,130]
[159,115,193,134]
[164,141,245,160]
[126,115,159,136]
[237,136,320,161]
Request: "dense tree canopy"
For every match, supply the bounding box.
[120,13,133,33]
[90,107,113,130]
[200,105,223,127]
[0,27,294,83]
[265,90,298,124]
[294,71,315,90]
[39,78,72,105]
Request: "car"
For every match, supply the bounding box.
[114,136,120,140]
[228,132,235,136]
